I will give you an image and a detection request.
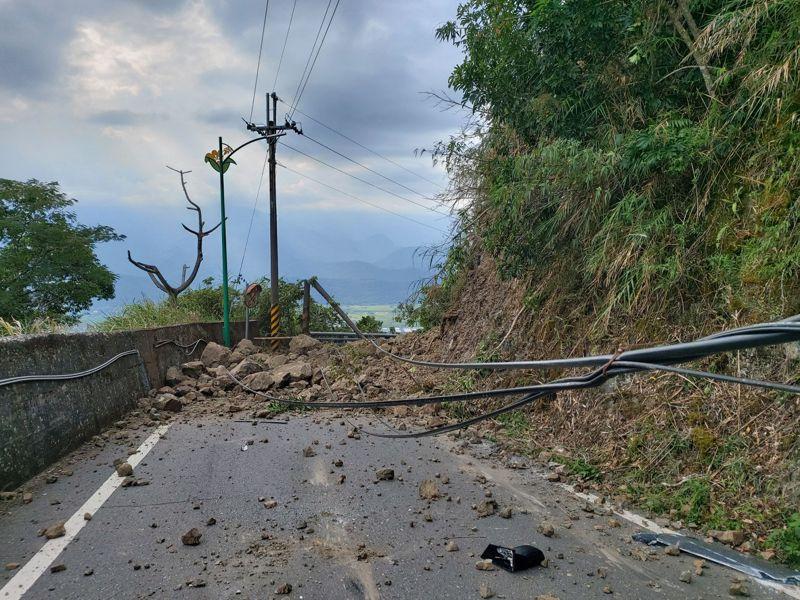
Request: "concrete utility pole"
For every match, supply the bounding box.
[246,92,301,350]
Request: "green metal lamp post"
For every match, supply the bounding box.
[205,132,284,347]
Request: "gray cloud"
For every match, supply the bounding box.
[85,109,167,126]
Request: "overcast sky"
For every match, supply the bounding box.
[0,0,465,294]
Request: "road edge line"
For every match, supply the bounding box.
[0,424,171,600]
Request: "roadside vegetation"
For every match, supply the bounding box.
[402,0,800,564]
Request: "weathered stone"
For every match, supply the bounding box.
[115,462,133,477]
[289,334,321,354]
[538,521,555,537]
[275,583,292,595]
[181,360,205,378]
[154,393,182,413]
[303,446,317,457]
[679,570,692,583]
[165,366,185,386]
[709,529,745,546]
[446,540,459,552]
[419,479,440,500]
[476,499,498,518]
[200,342,231,368]
[181,528,202,546]
[272,360,313,386]
[498,506,513,519]
[43,522,66,539]
[729,581,750,596]
[375,468,395,481]
[230,358,263,378]
[479,583,495,599]
[475,559,495,571]
[235,338,257,356]
[266,354,289,369]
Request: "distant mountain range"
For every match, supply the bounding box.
[88,209,445,317]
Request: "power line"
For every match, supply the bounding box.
[289,0,341,118]
[287,0,333,113]
[237,148,270,281]
[278,97,444,189]
[272,0,298,92]
[277,161,447,233]
[299,132,446,205]
[249,0,271,122]
[279,141,451,217]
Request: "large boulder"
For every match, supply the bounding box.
[289,334,321,354]
[230,358,263,378]
[242,371,274,392]
[181,360,205,379]
[154,393,182,413]
[235,338,258,356]
[201,342,231,368]
[271,360,312,387]
[165,366,185,386]
[266,354,289,369]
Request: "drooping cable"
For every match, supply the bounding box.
[272,0,298,92]
[277,97,444,188]
[277,161,446,233]
[289,0,341,117]
[249,0,271,122]
[279,142,452,217]
[237,148,270,280]
[299,132,445,204]
[287,0,333,111]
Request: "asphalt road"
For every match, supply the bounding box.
[0,412,794,600]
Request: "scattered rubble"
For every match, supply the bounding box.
[419,479,440,500]
[181,528,202,546]
[375,468,395,481]
[43,522,66,539]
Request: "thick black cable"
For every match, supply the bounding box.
[300,132,444,204]
[249,0,271,122]
[290,0,341,117]
[276,161,446,233]
[0,350,141,387]
[280,142,451,216]
[277,97,444,188]
[272,0,298,92]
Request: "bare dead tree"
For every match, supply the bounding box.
[128,167,221,300]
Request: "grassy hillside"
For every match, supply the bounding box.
[406,0,800,564]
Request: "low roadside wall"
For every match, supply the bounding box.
[0,321,255,490]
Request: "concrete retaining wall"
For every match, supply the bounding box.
[0,321,255,490]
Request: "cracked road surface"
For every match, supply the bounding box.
[0,413,793,599]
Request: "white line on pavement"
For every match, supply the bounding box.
[1,424,171,600]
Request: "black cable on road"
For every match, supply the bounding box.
[249,0,271,122]
[280,142,452,217]
[277,97,444,189]
[277,161,447,233]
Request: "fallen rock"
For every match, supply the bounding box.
[538,521,555,537]
[50,563,66,573]
[289,334,321,354]
[83,513,92,521]
[275,582,292,595]
[181,360,205,378]
[115,462,133,477]
[729,581,750,596]
[679,570,692,583]
[43,522,66,539]
[242,371,274,391]
[165,366,185,386]
[181,528,202,546]
[535,595,561,600]
[475,559,495,571]
[5,563,20,570]
[475,499,497,518]
[22,492,33,504]
[375,468,395,481]
[664,544,680,556]
[693,559,705,576]
[446,540,459,552]
[479,583,495,599]
[263,499,278,509]
[303,446,317,457]
[272,360,313,386]
[230,358,263,378]
[709,529,745,546]
[498,506,513,519]
[200,342,231,368]
[235,338,257,356]
[154,393,182,413]
[419,479,441,500]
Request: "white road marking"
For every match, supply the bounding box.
[1,424,170,600]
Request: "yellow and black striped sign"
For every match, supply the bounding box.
[270,305,280,350]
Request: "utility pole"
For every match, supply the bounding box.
[246,92,301,350]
